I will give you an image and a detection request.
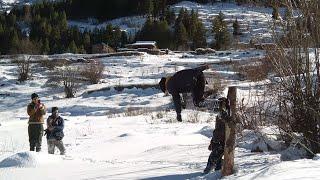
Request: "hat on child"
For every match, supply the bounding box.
[52,107,59,113]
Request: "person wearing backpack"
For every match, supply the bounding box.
[45,107,65,155]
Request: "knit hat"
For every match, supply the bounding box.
[31,93,39,99]
[52,107,59,113]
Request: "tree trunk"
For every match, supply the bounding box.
[222,86,237,176]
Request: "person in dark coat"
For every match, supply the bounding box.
[27,93,46,152]
[203,97,230,174]
[45,107,65,155]
[159,65,209,122]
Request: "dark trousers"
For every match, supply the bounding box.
[204,143,224,173]
[192,73,205,106]
[28,124,44,152]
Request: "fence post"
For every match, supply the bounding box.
[222,86,237,176]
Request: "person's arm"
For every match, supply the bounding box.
[54,117,64,131]
[39,104,46,115]
[27,104,36,116]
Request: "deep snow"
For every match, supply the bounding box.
[1,52,320,180]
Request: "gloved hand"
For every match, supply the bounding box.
[208,143,212,151]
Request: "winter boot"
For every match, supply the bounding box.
[177,114,182,122]
[203,164,214,174]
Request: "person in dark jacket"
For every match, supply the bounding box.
[45,107,65,155]
[203,97,230,174]
[159,65,209,122]
[27,93,46,152]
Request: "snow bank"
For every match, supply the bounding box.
[237,130,284,152]
[0,152,60,168]
[196,126,213,138]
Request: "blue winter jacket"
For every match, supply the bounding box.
[46,115,64,140]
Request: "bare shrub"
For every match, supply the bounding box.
[233,57,273,81]
[81,60,105,84]
[187,110,200,123]
[39,59,57,70]
[268,0,320,155]
[124,107,149,117]
[237,86,278,131]
[206,73,225,93]
[48,65,83,98]
[13,56,31,82]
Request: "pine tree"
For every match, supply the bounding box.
[68,40,78,53]
[145,0,154,17]
[42,38,50,54]
[7,13,17,27]
[233,18,241,36]
[192,21,207,49]
[138,17,153,40]
[212,12,231,50]
[188,10,198,40]
[164,8,176,25]
[156,20,171,48]
[83,33,91,52]
[175,21,188,50]
[120,31,128,47]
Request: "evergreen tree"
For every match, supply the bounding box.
[175,22,188,50]
[42,38,50,54]
[233,18,241,35]
[212,12,231,50]
[138,17,153,40]
[7,13,17,27]
[192,21,207,49]
[120,31,128,47]
[59,11,68,31]
[188,10,198,40]
[83,32,91,52]
[159,0,167,16]
[153,0,160,18]
[164,8,176,25]
[68,40,78,53]
[155,20,171,48]
[145,0,154,17]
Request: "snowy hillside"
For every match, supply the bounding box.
[1,51,320,179]
[70,1,279,44]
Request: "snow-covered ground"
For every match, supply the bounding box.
[1,52,320,179]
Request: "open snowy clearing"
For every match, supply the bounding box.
[0,52,320,179]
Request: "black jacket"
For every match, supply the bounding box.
[166,66,207,95]
[46,115,64,140]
